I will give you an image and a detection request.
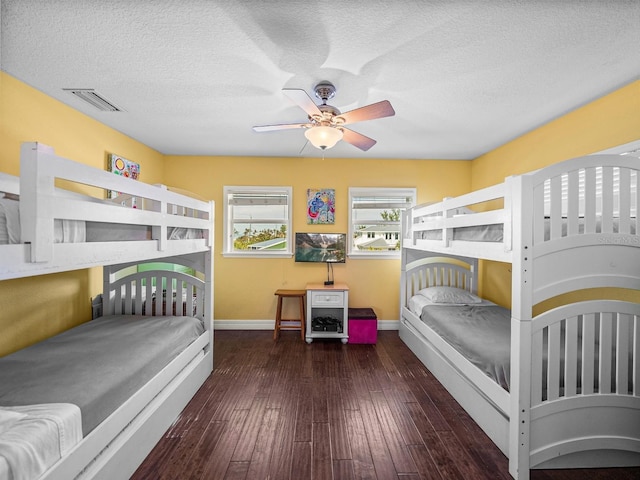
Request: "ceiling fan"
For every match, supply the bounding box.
[253,81,395,151]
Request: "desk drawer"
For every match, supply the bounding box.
[310,291,345,307]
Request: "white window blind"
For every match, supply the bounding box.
[349,187,416,258]
[223,186,292,257]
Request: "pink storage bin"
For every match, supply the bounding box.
[348,308,377,344]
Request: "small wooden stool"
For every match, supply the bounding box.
[273,289,306,341]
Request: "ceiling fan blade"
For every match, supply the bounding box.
[252,123,308,132]
[283,88,322,117]
[338,100,395,125]
[341,128,377,151]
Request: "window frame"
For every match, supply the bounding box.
[348,187,416,259]
[223,186,293,258]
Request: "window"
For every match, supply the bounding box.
[348,187,416,258]
[223,186,292,257]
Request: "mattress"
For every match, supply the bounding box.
[408,295,633,396]
[0,197,202,244]
[415,217,635,243]
[0,314,204,435]
[0,197,86,244]
[409,295,511,390]
[417,223,504,242]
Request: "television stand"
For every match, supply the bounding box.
[305,283,349,344]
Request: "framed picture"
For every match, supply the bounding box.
[108,154,140,200]
[307,188,335,224]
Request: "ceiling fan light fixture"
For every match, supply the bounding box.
[254,82,394,151]
[305,126,343,150]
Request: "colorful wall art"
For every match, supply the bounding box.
[108,154,140,200]
[307,188,335,224]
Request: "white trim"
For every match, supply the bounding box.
[348,186,416,257]
[348,252,401,260]
[222,252,292,259]
[222,185,292,256]
[213,319,400,330]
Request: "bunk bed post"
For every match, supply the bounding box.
[442,197,452,247]
[206,200,214,248]
[152,185,168,251]
[19,142,56,263]
[103,264,113,315]
[468,257,479,295]
[503,176,514,253]
[400,245,408,323]
[204,247,214,366]
[509,173,534,480]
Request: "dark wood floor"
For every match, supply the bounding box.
[132,330,640,480]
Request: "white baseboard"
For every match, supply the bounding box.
[213,319,400,331]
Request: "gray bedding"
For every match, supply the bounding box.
[420,304,511,390]
[416,218,635,243]
[418,224,504,242]
[0,197,204,244]
[418,303,633,396]
[0,314,204,435]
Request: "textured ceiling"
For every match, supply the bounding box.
[1,1,639,160]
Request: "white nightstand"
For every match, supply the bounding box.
[305,283,349,344]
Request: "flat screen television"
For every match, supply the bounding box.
[295,233,346,263]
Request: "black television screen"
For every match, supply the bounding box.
[295,233,346,263]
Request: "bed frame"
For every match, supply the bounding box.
[400,154,640,479]
[0,143,214,480]
[0,142,213,280]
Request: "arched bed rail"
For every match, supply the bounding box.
[105,269,205,319]
[528,155,638,248]
[529,395,640,469]
[530,300,639,403]
[104,252,209,279]
[402,256,478,300]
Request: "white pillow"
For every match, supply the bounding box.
[417,286,482,304]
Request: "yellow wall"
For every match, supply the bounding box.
[0,72,165,355]
[163,155,470,324]
[471,80,640,308]
[471,80,640,189]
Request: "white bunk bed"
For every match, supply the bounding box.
[0,142,213,280]
[0,143,214,480]
[400,154,639,479]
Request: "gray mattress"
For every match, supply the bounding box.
[416,218,635,243]
[0,314,204,435]
[417,303,633,396]
[418,224,504,242]
[0,197,204,244]
[419,303,511,390]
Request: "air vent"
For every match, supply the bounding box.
[63,88,122,112]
